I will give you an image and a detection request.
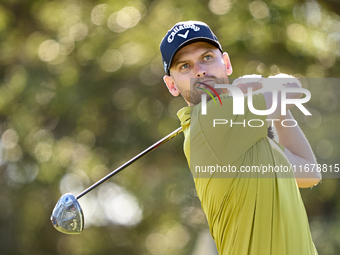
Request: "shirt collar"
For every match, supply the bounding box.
[176,106,192,128]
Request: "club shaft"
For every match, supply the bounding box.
[76,126,183,199]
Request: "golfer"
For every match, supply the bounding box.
[160,21,321,255]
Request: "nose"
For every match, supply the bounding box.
[195,64,207,77]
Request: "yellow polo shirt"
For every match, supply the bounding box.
[177,93,317,255]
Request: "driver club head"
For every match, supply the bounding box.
[51,193,84,235]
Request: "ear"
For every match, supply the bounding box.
[163,75,180,96]
[222,52,233,75]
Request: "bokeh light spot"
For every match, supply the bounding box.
[59,172,87,195]
[316,139,333,159]
[249,1,269,20]
[112,88,135,110]
[35,142,52,162]
[287,23,307,43]
[327,33,340,56]
[318,52,336,68]
[107,12,126,33]
[35,129,54,145]
[55,137,74,167]
[305,1,322,26]
[137,97,163,122]
[38,39,59,62]
[98,183,143,226]
[107,6,141,33]
[6,163,39,184]
[4,145,22,162]
[91,4,108,26]
[166,224,190,249]
[36,81,56,105]
[100,49,123,72]
[209,0,232,15]
[306,64,325,78]
[1,129,19,150]
[116,7,141,29]
[120,42,144,66]
[77,130,96,148]
[69,22,88,41]
[58,37,75,56]
[145,233,168,255]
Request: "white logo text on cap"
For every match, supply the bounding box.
[167,24,200,43]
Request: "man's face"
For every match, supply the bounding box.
[163,41,233,105]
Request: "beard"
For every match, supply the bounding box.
[178,77,230,105]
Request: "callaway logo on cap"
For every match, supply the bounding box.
[160,21,223,75]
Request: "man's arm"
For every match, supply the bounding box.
[232,75,275,139]
[262,74,303,126]
[233,74,304,127]
[274,110,322,188]
[233,74,321,187]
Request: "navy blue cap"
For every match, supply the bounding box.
[160,21,223,75]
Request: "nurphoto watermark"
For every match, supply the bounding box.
[189,78,339,179]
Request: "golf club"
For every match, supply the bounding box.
[51,126,183,234]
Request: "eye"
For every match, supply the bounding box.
[180,63,189,70]
[203,55,212,61]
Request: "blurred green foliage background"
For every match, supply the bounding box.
[0,0,339,254]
